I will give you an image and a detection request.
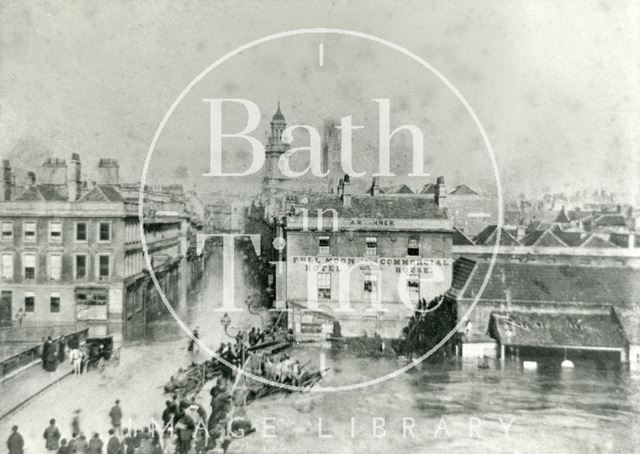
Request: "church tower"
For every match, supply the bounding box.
[263,102,290,195]
[322,120,342,193]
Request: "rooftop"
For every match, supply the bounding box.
[298,194,448,220]
[488,310,627,349]
[456,261,640,306]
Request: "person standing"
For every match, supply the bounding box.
[109,400,123,434]
[75,433,89,454]
[88,432,103,454]
[15,308,25,328]
[45,338,59,372]
[7,425,24,454]
[42,337,51,370]
[68,433,78,453]
[72,409,82,435]
[162,400,176,428]
[187,327,200,353]
[106,429,121,454]
[70,348,83,376]
[43,418,61,453]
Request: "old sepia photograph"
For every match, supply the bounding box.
[0,1,639,453]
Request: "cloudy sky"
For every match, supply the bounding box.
[1,0,638,201]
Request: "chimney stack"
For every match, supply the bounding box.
[68,153,82,201]
[434,176,447,207]
[42,157,67,185]
[97,158,120,185]
[369,177,380,196]
[341,174,352,207]
[1,160,12,201]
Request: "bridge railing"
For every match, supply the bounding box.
[0,326,89,380]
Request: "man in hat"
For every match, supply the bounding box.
[7,425,24,454]
[109,400,123,435]
[43,418,61,452]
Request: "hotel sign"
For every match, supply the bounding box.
[287,215,452,231]
[290,255,450,274]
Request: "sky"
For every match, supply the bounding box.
[0,0,638,201]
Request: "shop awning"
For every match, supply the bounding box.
[488,310,627,350]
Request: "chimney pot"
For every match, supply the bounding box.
[97,158,120,185]
[341,174,352,207]
[435,176,447,208]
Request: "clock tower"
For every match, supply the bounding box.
[263,102,290,195]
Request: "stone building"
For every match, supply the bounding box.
[284,175,453,338]
[0,155,206,339]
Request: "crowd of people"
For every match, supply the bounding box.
[6,322,305,454]
[6,397,216,454]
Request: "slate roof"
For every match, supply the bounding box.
[78,185,124,202]
[473,225,521,246]
[553,230,586,247]
[449,184,478,196]
[419,183,436,194]
[446,257,477,299]
[378,184,414,194]
[609,233,640,248]
[300,194,448,220]
[554,209,571,224]
[15,184,67,202]
[456,262,640,305]
[579,234,618,248]
[488,310,627,349]
[594,213,627,228]
[520,228,568,247]
[452,227,475,245]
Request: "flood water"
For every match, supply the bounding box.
[141,246,640,454]
[229,349,640,454]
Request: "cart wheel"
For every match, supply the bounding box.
[98,357,106,373]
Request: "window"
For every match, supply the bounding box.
[25,291,35,312]
[75,222,87,241]
[1,222,13,241]
[49,254,62,280]
[50,292,61,313]
[408,275,420,301]
[317,272,331,299]
[23,221,36,242]
[75,254,87,279]
[363,273,379,301]
[407,237,419,256]
[98,222,111,242]
[365,236,378,256]
[49,221,62,243]
[318,235,330,255]
[98,254,110,279]
[23,253,35,279]
[2,253,13,279]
